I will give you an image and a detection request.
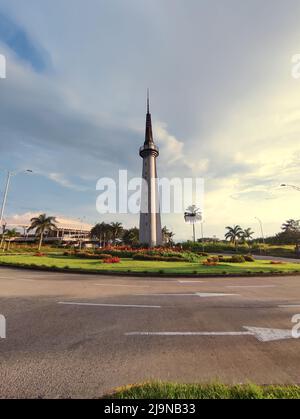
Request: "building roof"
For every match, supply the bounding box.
[5,212,93,232]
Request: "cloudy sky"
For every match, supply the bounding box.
[1,0,300,241]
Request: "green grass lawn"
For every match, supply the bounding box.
[105,382,300,399]
[0,254,300,275]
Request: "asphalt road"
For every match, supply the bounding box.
[0,267,300,398]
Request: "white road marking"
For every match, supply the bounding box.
[58,302,161,308]
[0,277,36,282]
[244,327,293,342]
[227,285,276,289]
[126,326,293,342]
[279,304,300,308]
[137,293,197,296]
[127,331,251,337]
[17,279,36,282]
[94,283,150,288]
[178,281,204,284]
[196,293,238,297]
[136,292,238,297]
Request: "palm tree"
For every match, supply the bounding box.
[91,222,106,247]
[225,225,243,250]
[282,219,300,233]
[110,222,123,244]
[242,228,254,243]
[162,226,175,246]
[184,205,202,242]
[103,223,113,246]
[123,227,139,246]
[5,229,18,251]
[28,214,57,251]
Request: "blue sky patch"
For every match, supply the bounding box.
[0,11,49,73]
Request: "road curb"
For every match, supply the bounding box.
[1,261,300,279]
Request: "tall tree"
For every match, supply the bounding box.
[184,205,202,242]
[123,227,139,246]
[27,214,57,251]
[4,229,18,251]
[91,222,105,246]
[162,226,175,246]
[242,228,254,243]
[275,219,300,245]
[225,225,243,249]
[282,219,300,233]
[91,222,114,247]
[110,222,123,244]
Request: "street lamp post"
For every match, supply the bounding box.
[0,170,33,227]
[255,217,265,253]
[0,171,12,227]
[184,205,202,243]
[201,222,205,252]
[78,217,86,251]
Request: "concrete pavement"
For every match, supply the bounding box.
[0,267,300,398]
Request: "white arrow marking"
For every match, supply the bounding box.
[126,326,294,342]
[58,302,161,308]
[243,327,293,342]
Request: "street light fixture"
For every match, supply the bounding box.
[0,169,33,227]
[184,205,202,243]
[254,216,265,246]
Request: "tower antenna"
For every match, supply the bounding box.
[147,88,150,114]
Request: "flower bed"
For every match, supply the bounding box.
[103,257,121,264]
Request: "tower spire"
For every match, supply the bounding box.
[145,89,153,144]
[139,91,162,247]
[147,88,150,114]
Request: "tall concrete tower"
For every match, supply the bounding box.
[139,92,162,247]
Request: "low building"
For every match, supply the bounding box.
[5,214,92,245]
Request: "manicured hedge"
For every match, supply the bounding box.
[133,254,187,262]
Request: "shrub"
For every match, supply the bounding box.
[34,252,45,257]
[244,255,255,262]
[270,261,285,265]
[207,256,219,263]
[63,251,73,256]
[229,255,245,263]
[103,257,121,264]
[183,252,201,263]
[203,260,218,266]
[133,254,186,262]
[73,252,110,260]
[96,249,135,258]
